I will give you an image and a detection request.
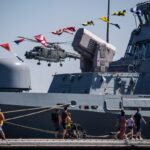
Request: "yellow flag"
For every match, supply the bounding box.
[99,16,120,29]
[112,10,126,16]
[99,16,109,23]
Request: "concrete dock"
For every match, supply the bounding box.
[0,139,150,149]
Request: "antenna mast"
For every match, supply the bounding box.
[106,0,110,43]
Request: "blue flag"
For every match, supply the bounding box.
[14,38,24,45]
[130,7,142,15]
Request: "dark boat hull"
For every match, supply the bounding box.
[1,104,150,139]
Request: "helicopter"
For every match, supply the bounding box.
[19,36,80,67]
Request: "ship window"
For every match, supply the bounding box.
[94,77,97,82]
[62,76,67,81]
[77,75,82,80]
[70,75,75,82]
[84,105,89,109]
[145,43,150,58]
[127,43,146,59]
[141,44,146,58]
[71,100,77,106]
[91,105,98,110]
[124,107,150,111]
[146,14,150,23]
[140,14,146,24]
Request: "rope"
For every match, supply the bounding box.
[4,107,50,114]
[5,121,114,139]
[5,121,59,135]
[3,104,73,137]
[5,104,65,121]
[4,104,65,114]
[6,108,52,121]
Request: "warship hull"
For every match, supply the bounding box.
[0,92,150,139]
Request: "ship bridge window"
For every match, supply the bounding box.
[145,13,150,24]
[139,14,146,24]
[62,76,67,81]
[145,43,150,58]
[138,12,150,25]
[70,75,75,82]
[126,43,147,59]
[77,75,82,80]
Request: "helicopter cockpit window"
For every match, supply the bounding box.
[33,47,42,52]
[32,47,39,52]
[32,48,37,52]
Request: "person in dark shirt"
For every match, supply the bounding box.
[134,108,146,140]
[51,109,61,138]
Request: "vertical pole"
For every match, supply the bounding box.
[106,0,110,43]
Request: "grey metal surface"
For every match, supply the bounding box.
[0,58,31,91]
[0,139,150,149]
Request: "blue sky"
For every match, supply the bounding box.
[0,0,145,92]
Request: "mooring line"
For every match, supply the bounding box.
[5,121,58,135]
[4,107,49,114]
[6,108,52,121]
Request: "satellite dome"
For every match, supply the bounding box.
[0,58,31,92]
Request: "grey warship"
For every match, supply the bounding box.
[0,1,150,139]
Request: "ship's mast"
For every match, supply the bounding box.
[106,0,110,43]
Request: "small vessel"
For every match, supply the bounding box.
[0,0,150,138]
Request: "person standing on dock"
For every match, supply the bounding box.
[0,109,6,140]
[118,109,127,140]
[126,115,134,139]
[61,106,68,139]
[51,108,61,138]
[134,108,147,140]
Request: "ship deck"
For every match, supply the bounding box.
[0,139,150,149]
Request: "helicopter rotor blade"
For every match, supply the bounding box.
[50,41,72,45]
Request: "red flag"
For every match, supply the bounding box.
[51,29,63,35]
[52,26,76,35]
[0,43,11,51]
[35,34,48,47]
[65,27,76,32]
[14,38,25,45]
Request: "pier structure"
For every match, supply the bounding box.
[0,139,150,149]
